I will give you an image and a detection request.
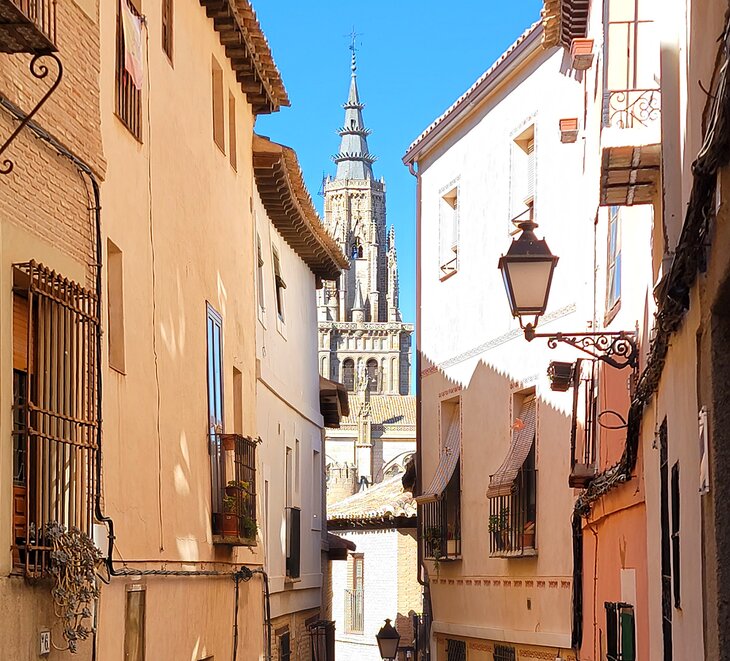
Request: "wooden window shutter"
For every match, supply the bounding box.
[13,294,28,371]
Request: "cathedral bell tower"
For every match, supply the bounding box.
[317,48,411,397]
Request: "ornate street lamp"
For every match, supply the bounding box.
[498,218,559,332]
[376,619,401,660]
[498,221,638,370]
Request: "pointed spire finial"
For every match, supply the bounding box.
[348,27,360,74]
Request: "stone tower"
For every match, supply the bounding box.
[317,50,413,398]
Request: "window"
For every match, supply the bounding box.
[345,554,365,633]
[366,358,379,393]
[228,92,237,170]
[124,586,146,661]
[439,187,458,278]
[273,249,286,322]
[212,56,225,152]
[107,239,126,372]
[494,644,516,661]
[351,240,363,259]
[233,366,243,434]
[342,359,355,392]
[671,462,681,608]
[509,125,536,231]
[11,263,99,576]
[312,449,322,531]
[607,206,622,314]
[421,399,462,561]
[278,631,291,661]
[446,639,467,661]
[659,420,673,660]
[206,304,224,435]
[115,0,143,140]
[605,602,636,661]
[256,233,265,317]
[487,394,537,557]
[161,0,173,61]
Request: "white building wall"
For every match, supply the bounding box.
[254,189,327,618]
[331,529,400,661]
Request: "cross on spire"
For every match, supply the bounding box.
[346,27,362,72]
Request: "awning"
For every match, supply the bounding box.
[415,407,461,504]
[326,532,356,561]
[319,376,350,429]
[487,397,537,497]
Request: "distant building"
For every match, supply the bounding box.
[328,469,420,661]
[317,51,415,496]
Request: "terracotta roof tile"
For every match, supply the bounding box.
[327,472,416,522]
[340,394,415,427]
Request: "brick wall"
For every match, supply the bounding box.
[0,0,103,290]
[396,528,421,645]
[0,0,105,175]
[270,607,320,661]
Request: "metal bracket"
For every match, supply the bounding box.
[1,52,63,175]
[525,326,638,370]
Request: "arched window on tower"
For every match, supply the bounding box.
[343,359,355,392]
[366,359,379,393]
[351,240,363,260]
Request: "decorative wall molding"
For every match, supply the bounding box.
[421,303,577,377]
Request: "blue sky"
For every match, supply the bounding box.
[256,1,543,330]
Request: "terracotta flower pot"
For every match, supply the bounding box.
[221,435,236,452]
[570,38,595,70]
[222,513,239,536]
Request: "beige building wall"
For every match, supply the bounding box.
[0,0,104,657]
[94,1,273,659]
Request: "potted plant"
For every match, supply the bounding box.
[522,521,536,549]
[488,506,510,551]
[221,494,239,536]
[423,527,443,561]
[446,524,458,556]
[241,515,258,540]
[225,479,251,497]
[570,37,595,70]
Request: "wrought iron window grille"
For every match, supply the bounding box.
[11,261,100,577]
[420,469,461,562]
[488,468,537,557]
[210,433,259,544]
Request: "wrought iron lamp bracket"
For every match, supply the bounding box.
[524,325,638,370]
[0,52,63,176]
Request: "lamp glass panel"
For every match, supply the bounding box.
[504,259,554,314]
[377,638,400,659]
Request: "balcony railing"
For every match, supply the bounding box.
[210,433,258,544]
[604,88,661,129]
[286,506,301,579]
[488,469,537,557]
[345,588,364,634]
[0,0,57,53]
[421,494,461,561]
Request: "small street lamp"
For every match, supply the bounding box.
[376,619,401,660]
[498,220,638,370]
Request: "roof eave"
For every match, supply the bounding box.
[254,136,349,279]
[403,24,544,166]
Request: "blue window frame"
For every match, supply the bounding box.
[206,304,223,434]
[607,206,622,312]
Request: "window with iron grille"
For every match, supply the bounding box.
[494,644,516,661]
[11,262,100,577]
[161,0,173,61]
[115,0,143,140]
[671,462,681,608]
[446,638,466,661]
[345,554,364,634]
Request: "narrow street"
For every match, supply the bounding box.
[0,1,728,660]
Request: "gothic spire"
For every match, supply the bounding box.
[332,46,376,180]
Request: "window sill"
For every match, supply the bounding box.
[212,535,257,547]
[604,299,621,326]
[109,364,126,376]
[276,316,287,340]
[489,547,537,559]
[439,268,458,282]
